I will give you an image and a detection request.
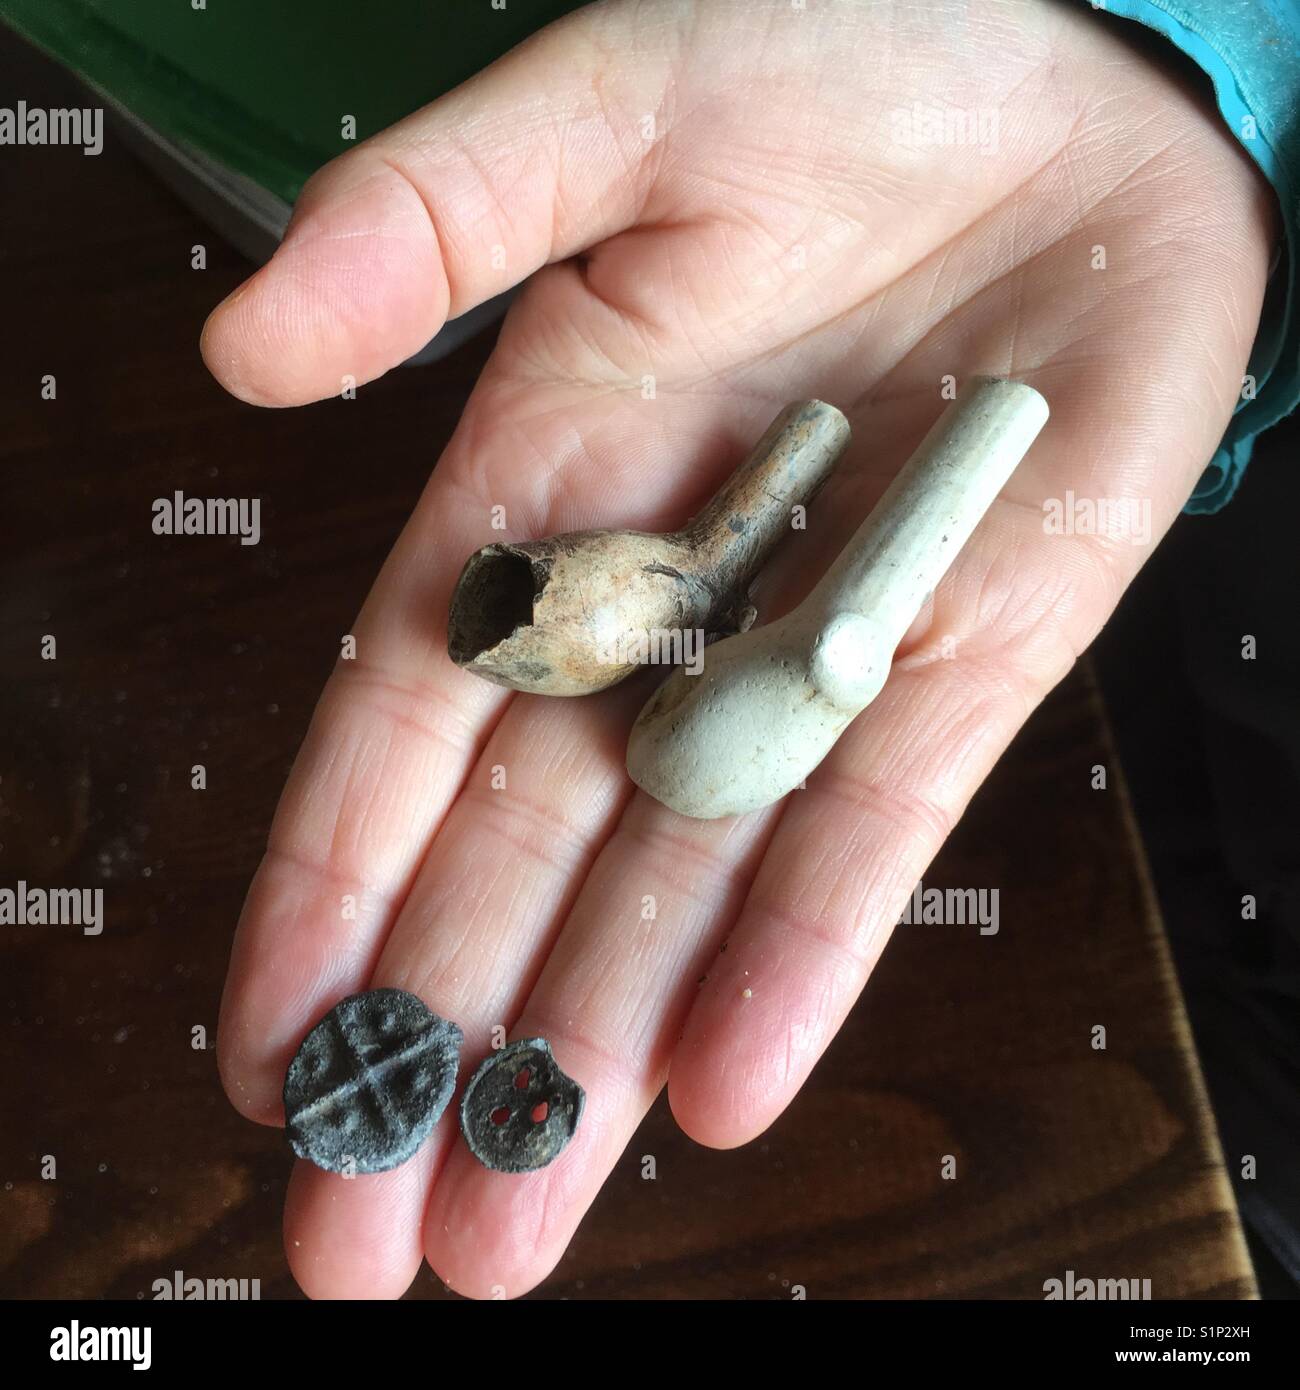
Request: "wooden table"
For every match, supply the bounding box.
[0,29,1255,1300]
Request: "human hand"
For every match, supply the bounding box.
[205,0,1275,1297]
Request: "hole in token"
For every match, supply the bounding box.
[513,1068,531,1090]
[530,1101,549,1124]
[490,1106,510,1126]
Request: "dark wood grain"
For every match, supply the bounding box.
[0,30,1254,1300]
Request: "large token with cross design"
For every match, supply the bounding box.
[283,988,462,1175]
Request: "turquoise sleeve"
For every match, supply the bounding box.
[1096,0,1299,512]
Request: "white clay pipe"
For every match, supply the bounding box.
[625,377,1050,818]
[447,401,850,695]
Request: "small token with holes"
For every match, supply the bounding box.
[459,1037,584,1173]
[283,988,462,1175]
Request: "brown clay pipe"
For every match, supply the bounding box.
[446,400,850,695]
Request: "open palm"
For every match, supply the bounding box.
[206,0,1273,1297]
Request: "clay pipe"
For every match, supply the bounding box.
[446,401,850,695]
[625,377,1050,818]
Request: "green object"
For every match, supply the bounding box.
[0,0,589,203]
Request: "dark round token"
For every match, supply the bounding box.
[283,988,462,1175]
[459,1037,585,1174]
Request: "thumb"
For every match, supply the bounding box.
[200,4,674,407]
